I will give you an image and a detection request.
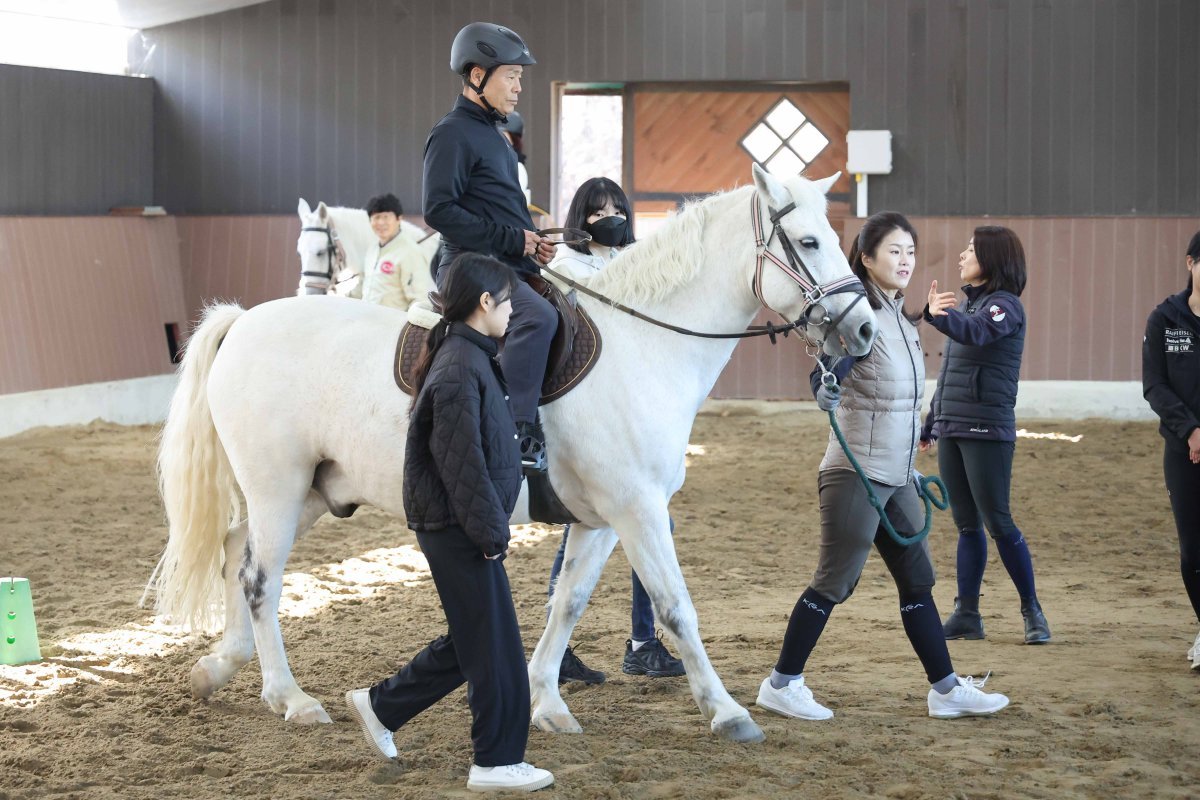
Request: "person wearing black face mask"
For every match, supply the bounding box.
[540,177,686,685]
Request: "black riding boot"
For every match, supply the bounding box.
[1020,596,1051,644]
[942,595,985,640]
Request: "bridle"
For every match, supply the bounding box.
[299,223,347,289]
[539,194,868,347]
[751,193,867,347]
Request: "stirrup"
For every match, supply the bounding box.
[518,421,546,471]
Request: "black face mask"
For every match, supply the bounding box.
[584,215,629,248]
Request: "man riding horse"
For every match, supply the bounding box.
[422,21,556,470]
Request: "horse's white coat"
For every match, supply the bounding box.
[149,168,876,740]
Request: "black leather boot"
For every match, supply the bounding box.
[942,595,985,640]
[1020,596,1051,644]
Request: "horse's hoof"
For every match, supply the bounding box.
[285,702,332,725]
[190,659,217,699]
[533,711,583,734]
[712,715,765,744]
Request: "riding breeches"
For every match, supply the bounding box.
[808,468,936,604]
[937,437,1021,540]
[1163,444,1200,621]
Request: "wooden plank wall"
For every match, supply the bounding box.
[0,218,186,395]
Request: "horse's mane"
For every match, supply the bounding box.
[587,185,753,305]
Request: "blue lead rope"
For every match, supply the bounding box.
[818,369,949,546]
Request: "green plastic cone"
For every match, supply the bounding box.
[1,577,42,666]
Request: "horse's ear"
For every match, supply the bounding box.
[297,197,311,218]
[317,201,328,221]
[752,163,791,211]
[812,172,841,195]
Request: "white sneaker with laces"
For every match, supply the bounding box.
[927,673,1010,719]
[755,676,833,720]
[344,688,397,760]
[466,762,554,792]
[1189,629,1200,670]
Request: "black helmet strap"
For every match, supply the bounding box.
[464,65,508,123]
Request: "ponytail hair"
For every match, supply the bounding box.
[410,253,518,405]
[848,210,921,321]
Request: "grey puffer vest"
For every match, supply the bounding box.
[820,293,925,486]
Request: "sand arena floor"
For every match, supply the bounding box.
[1,408,1198,799]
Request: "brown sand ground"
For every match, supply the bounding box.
[1,410,1198,799]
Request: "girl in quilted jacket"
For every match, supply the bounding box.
[344,253,555,793]
[756,212,1010,724]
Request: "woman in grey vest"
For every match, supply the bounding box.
[922,226,1051,644]
[756,212,1010,723]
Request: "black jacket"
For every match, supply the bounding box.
[403,324,522,556]
[422,96,537,274]
[924,285,1025,442]
[1143,291,1200,453]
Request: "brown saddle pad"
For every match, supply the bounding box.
[394,280,602,404]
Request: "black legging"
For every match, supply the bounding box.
[1163,445,1200,623]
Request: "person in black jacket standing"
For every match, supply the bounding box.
[344,254,554,793]
[922,226,1051,645]
[423,22,556,470]
[1142,229,1200,671]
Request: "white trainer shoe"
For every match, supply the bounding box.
[927,674,1009,719]
[755,676,834,720]
[1189,629,1200,670]
[345,688,397,760]
[466,762,554,792]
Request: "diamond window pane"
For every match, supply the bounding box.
[765,147,805,177]
[764,99,806,138]
[741,123,783,162]
[790,123,829,163]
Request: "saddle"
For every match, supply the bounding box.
[394,273,602,403]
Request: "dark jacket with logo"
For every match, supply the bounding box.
[923,285,1026,443]
[423,96,537,275]
[403,324,521,557]
[1143,291,1200,454]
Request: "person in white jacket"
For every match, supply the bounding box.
[361,193,433,314]
[542,177,686,684]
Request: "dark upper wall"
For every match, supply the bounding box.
[141,0,1200,217]
[0,65,154,215]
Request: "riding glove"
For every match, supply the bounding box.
[815,384,841,412]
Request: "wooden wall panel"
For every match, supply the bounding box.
[0,218,186,395]
[631,88,850,197]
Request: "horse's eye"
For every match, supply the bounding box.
[800,237,819,250]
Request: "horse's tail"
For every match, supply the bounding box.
[142,303,245,631]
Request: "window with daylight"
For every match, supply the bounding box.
[740,98,830,177]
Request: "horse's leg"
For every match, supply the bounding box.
[615,505,765,744]
[241,481,332,724]
[528,525,618,734]
[191,492,328,700]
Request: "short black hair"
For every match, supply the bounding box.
[366,193,403,217]
[564,177,634,254]
[972,225,1027,297]
[1185,229,1200,293]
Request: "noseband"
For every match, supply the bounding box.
[300,225,347,283]
[751,193,867,346]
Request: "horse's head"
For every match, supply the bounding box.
[750,165,877,358]
[295,199,346,296]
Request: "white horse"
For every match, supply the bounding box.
[296,198,441,297]
[147,166,876,744]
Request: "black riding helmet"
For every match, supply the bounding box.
[499,110,524,137]
[450,22,535,121]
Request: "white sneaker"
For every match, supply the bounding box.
[755,676,833,720]
[927,674,1010,719]
[466,762,554,792]
[345,688,397,760]
[1189,629,1200,670]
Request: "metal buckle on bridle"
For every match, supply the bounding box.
[750,194,866,346]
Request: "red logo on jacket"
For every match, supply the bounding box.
[379,261,395,275]
[988,304,1006,323]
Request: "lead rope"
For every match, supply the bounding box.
[812,357,949,546]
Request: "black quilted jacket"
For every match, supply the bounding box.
[403,323,521,557]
